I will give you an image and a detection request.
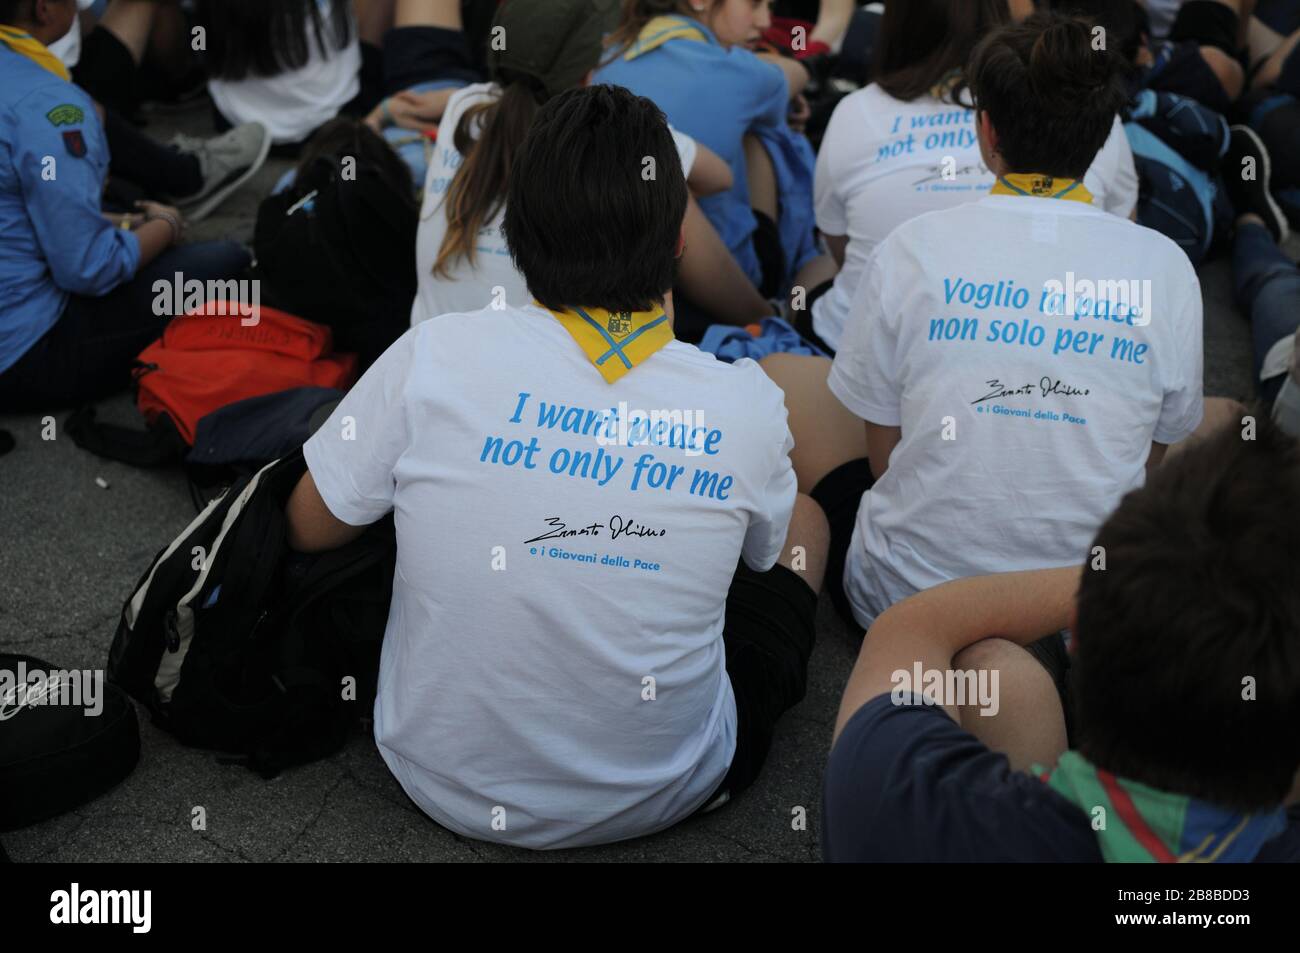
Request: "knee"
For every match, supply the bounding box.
[1200,46,1245,101]
[952,637,1019,674]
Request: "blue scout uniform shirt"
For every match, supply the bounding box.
[0,43,140,374]
[596,16,788,287]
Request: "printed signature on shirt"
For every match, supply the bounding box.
[524,516,667,545]
[972,377,1092,405]
[912,162,987,186]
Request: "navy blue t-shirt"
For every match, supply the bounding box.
[823,694,1300,862]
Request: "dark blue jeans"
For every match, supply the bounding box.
[1234,223,1300,405]
[0,241,251,412]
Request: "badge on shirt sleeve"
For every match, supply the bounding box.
[62,130,87,158]
[46,104,85,127]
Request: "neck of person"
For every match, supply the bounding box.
[993,162,1081,185]
[7,19,63,48]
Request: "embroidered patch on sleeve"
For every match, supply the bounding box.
[62,130,87,158]
[47,104,85,127]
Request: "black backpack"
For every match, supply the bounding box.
[0,653,141,831]
[106,450,396,777]
[253,122,418,371]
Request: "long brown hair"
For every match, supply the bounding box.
[604,0,707,61]
[433,75,545,279]
[875,0,1014,104]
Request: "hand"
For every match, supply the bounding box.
[367,89,452,133]
[103,212,145,229]
[135,201,186,245]
[788,94,811,135]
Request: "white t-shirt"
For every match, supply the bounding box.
[812,84,1139,349]
[412,83,701,326]
[1143,0,1183,39]
[303,305,797,849]
[827,195,1203,628]
[208,2,361,144]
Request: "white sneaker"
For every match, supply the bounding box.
[171,122,273,223]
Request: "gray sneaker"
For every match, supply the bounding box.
[170,122,272,223]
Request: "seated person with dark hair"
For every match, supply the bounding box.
[284,83,829,850]
[825,414,1300,862]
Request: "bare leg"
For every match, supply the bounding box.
[744,134,779,223]
[759,354,867,494]
[809,0,855,50]
[1248,16,1285,66]
[677,196,773,326]
[97,0,160,65]
[1254,27,1300,90]
[145,1,196,82]
[1200,45,1246,101]
[952,638,1068,774]
[790,253,838,316]
[777,494,830,594]
[355,0,399,45]
[394,0,462,29]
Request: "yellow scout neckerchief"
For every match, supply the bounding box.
[991,173,1094,204]
[624,15,709,60]
[542,302,674,384]
[0,26,70,81]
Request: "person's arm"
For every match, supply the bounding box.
[833,566,1082,744]
[365,87,455,133]
[864,422,901,480]
[1146,442,1168,474]
[686,141,733,197]
[289,330,416,551]
[17,92,142,295]
[287,470,369,553]
[132,201,184,268]
[756,51,810,100]
[677,195,773,325]
[824,233,848,268]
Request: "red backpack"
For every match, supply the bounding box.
[133,304,357,445]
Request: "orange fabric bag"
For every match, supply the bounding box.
[134,303,357,445]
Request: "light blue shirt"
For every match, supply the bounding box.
[0,45,140,374]
[597,16,788,286]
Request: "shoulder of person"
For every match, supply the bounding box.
[827,694,1096,862]
[4,71,92,128]
[722,44,786,91]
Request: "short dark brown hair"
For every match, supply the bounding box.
[968,11,1128,180]
[504,84,688,313]
[1075,410,1300,811]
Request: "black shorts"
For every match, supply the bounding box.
[1024,630,1078,746]
[381,24,483,97]
[791,278,836,355]
[809,458,875,633]
[71,28,136,116]
[1148,40,1235,115]
[751,208,786,300]
[1279,41,1300,99]
[1170,0,1240,56]
[695,561,818,811]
